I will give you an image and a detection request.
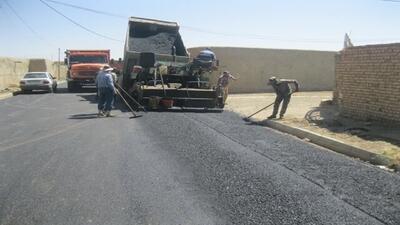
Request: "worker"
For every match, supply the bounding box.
[96,65,115,117]
[267,76,299,119]
[217,71,238,102]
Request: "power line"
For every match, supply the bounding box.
[181,26,340,43]
[43,0,126,19]
[38,0,399,44]
[4,0,52,45]
[37,0,336,43]
[37,0,340,44]
[39,0,123,42]
[4,0,42,38]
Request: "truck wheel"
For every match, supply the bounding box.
[67,81,75,92]
[217,97,225,108]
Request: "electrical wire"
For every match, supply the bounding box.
[42,0,126,19]
[4,0,55,46]
[38,0,399,44]
[37,0,339,43]
[381,0,400,2]
[180,25,339,43]
[5,0,42,38]
[39,0,123,42]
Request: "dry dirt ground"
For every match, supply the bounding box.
[226,92,400,166]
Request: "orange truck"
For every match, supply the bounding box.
[64,50,110,91]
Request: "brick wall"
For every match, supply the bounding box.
[335,43,400,124]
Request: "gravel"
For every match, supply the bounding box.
[129,32,177,54]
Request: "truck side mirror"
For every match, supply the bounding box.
[64,58,67,65]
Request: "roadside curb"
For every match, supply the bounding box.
[0,90,21,100]
[255,119,397,170]
[0,92,13,100]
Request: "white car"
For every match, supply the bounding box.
[20,72,58,93]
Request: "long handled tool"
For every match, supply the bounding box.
[115,83,146,112]
[115,89,143,119]
[242,102,275,122]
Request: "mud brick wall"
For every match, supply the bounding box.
[335,43,400,123]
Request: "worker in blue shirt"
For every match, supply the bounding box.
[96,65,115,117]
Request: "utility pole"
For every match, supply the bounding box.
[58,48,61,79]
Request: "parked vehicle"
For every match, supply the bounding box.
[64,50,110,92]
[19,72,57,93]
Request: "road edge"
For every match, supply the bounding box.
[255,119,398,171]
[0,92,14,100]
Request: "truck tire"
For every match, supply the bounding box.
[67,81,75,92]
[216,97,225,108]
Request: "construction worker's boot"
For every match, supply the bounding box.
[267,114,277,119]
[98,110,105,117]
[105,111,114,117]
[279,114,284,119]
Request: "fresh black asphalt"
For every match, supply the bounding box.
[0,86,399,225]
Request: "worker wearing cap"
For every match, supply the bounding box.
[96,65,115,117]
[217,71,238,102]
[268,76,299,119]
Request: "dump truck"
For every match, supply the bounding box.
[64,50,110,91]
[119,17,224,109]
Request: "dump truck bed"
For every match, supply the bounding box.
[121,17,223,109]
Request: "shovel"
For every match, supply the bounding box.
[115,89,143,119]
[242,102,274,122]
[115,83,146,112]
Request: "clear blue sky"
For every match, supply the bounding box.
[0,0,399,60]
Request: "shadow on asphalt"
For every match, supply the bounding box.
[69,92,222,121]
[17,90,49,95]
[77,94,98,104]
[69,113,99,120]
[149,108,223,114]
[80,95,223,114]
[55,87,97,94]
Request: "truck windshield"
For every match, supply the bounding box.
[70,55,107,64]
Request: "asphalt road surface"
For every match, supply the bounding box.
[0,86,399,225]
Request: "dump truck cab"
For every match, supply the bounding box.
[120,17,224,109]
[65,50,110,91]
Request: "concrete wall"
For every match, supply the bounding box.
[0,57,67,90]
[335,43,400,124]
[188,47,336,93]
